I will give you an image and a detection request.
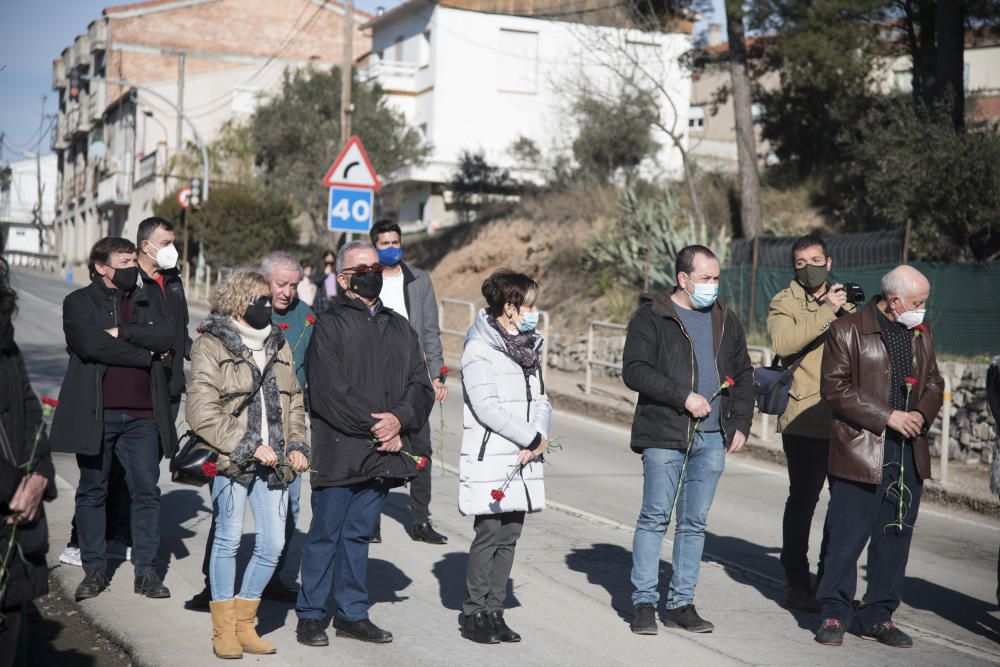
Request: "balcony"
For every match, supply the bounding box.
[74,35,91,67]
[51,115,70,151]
[52,60,66,89]
[78,92,93,133]
[62,46,76,70]
[88,20,108,51]
[358,59,419,93]
[97,172,130,209]
[87,83,106,124]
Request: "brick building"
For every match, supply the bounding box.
[51,0,370,268]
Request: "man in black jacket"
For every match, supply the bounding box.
[295,241,434,648]
[623,245,755,636]
[50,237,176,602]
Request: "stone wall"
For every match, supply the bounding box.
[928,362,996,465]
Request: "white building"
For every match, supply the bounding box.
[361,0,693,226]
[0,154,58,265]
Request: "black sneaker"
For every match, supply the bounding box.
[333,617,393,643]
[184,586,211,612]
[134,572,171,598]
[862,621,912,648]
[815,618,846,646]
[784,586,822,613]
[664,604,714,633]
[411,522,448,545]
[630,603,658,635]
[296,618,330,647]
[75,570,109,601]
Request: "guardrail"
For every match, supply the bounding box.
[585,320,627,395]
[438,299,549,370]
[3,250,60,272]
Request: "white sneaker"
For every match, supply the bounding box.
[126,546,132,562]
[59,546,82,567]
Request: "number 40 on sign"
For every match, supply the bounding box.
[328,187,373,233]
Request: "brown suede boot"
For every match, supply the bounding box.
[234,598,276,655]
[210,599,243,659]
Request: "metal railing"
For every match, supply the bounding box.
[585,320,627,395]
[439,298,476,340]
[4,250,60,272]
[939,374,952,486]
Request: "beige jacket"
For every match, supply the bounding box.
[766,279,850,439]
[186,314,308,479]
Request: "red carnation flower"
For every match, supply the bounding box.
[439,365,450,384]
[490,489,505,502]
[305,314,317,325]
[278,322,290,331]
[914,324,928,333]
[201,461,218,478]
[416,456,428,470]
[903,377,918,386]
[724,375,735,387]
[41,396,60,408]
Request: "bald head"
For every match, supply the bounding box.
[881,265,930,324]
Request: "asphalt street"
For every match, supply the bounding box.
[10,268,1000,666]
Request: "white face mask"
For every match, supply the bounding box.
[893,300,926,329]
[147,243,178,270]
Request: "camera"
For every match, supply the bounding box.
[840,282,865,305]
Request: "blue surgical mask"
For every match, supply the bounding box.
[687,281,719,309]
[517,310,540,333]
[377,246,404,267]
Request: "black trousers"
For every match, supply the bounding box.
[817,437,923,629]
[75,411,161,577]
[780,434,831,590]
[0,602,27,667]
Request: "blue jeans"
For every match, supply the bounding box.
[296,481,388,622]
[76,411,161,576]
[209,474,287,601]
[631,431,726,609]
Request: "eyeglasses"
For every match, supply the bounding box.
[342,263,383,274]
[793,259,827,269]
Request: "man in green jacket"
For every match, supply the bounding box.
[766,234,852,612]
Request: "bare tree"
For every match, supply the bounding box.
[724,0,763,239]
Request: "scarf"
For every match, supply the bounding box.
[488,315,539,370]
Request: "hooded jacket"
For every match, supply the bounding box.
[185,314,309,482]
[459,310,551,516]
[622,291,755,451]
[305,295,434,489]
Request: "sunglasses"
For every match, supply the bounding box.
[343,263,383,274]
[251,295,272,307]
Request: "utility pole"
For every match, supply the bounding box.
[340,0,353,147]
[34,96,47,253]
[176,53,186,150]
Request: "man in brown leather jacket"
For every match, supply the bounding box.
[815,265,943,649]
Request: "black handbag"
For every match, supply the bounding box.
[752,336,824,416]
[170,350,280,487]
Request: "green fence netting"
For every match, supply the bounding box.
[721,260,1000,358]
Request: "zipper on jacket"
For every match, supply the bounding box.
[477,430,492,461]
[671,317,697,443]
[524,369,533,421]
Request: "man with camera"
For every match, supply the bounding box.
[766,235,857,612]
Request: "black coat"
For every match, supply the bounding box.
[305,295,434,489]
[140,267,191,399]
[0,318,56,610]
[622,292,755,452]
[50,278,178,458]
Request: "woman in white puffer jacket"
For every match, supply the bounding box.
[459,269,551,645]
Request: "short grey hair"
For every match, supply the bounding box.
[336,240,375,274]
[880,265,924,299]
[260,250,303,279]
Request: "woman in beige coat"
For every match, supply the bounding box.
[186,270,309,659]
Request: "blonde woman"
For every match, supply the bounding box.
[186,270,309,659]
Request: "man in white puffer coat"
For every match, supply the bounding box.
[459,269,551,645]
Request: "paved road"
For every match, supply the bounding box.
[11,268,1000,666]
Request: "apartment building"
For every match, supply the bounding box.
[51,0,370,267]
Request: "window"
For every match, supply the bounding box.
[497,28,538,94]
[419,122,428,139]
[419,30,431,68]
[688,105,705,130]
[418,201,426,222]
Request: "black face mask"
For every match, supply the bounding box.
[243,297,273,330]
[349,271,383,300]
[111,266,139,292]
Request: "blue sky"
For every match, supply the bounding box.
[0,0,724,160]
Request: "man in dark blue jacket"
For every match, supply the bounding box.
[50,237,176,602]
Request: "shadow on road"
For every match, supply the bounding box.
[431,551,520,612]
[157,488,210,581]
[903,575,1000,645]
[564,543,670,624]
